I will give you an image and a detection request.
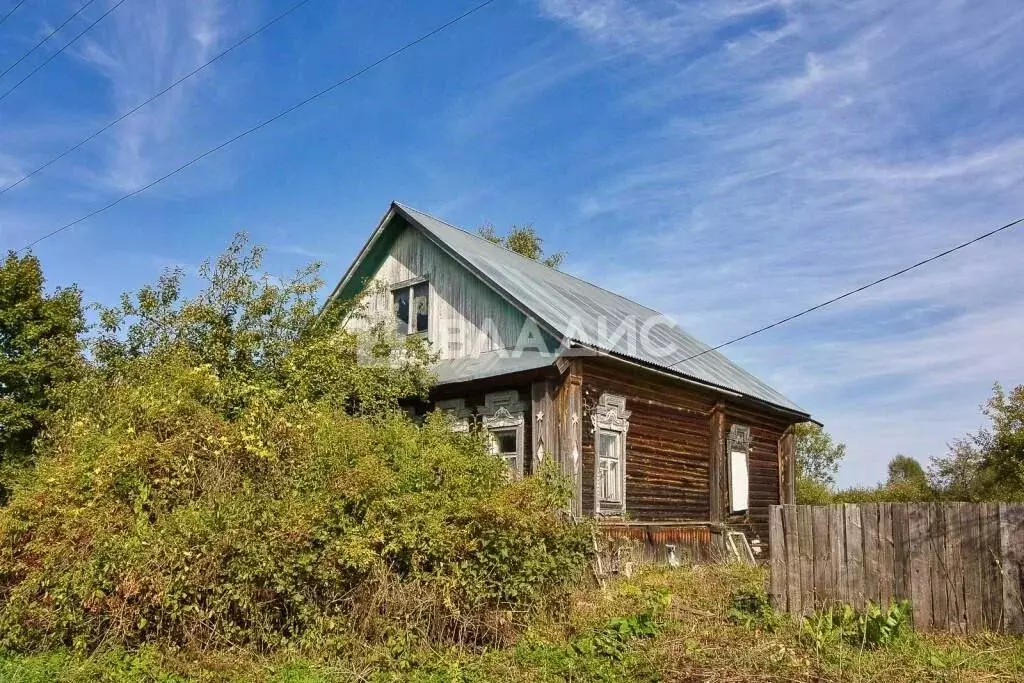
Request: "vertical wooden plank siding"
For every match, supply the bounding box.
[769,506,787,611]
[999,504,1024,633]
[981,503,1003,631]
[778,428,797,505]
[961,504,984,633]
[861,503,879,605]
[782,505,802,615]
[797,505,815,614]
[531,380,555,473]
[770,503,1024,634]
[811,506,831,606]
[943,503,966,633]
[708,405,726,525]
[559,361,583,518]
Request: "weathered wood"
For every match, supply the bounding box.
[908,503,932,629]
[797,505,814,614]
[891,504,911,604]
[778,428,796,505]
[981,502,1003,630]
[927,504,948,630]
[999,504,1024,632]
[843,504,864,607]
[877,503,894,608]
[812,505,830,606]
[861,503,879,606]
[943,503,966,633]
[769,506,787,610]
[829,505,847,604]
[709,405,726,524]
[531,380,555,474]
[782,505,802,615]
[960,503,984,633]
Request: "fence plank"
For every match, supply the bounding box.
[929,504,949,630]
[943,503,966,633]
[877,503,894,608]
[844,504,865,608]
[908,503,932,629]
[798,505,815,615]
[981,502,1003,631]
[811,506,829,609]
[892,504,911,603]
[960,503,983,633]
[782,505,802,615]
[769,505,787,611]
[999,504,1024,632]
[861,503,880,605]
[830,505,847,605]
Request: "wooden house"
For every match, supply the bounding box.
[328,202,811,560]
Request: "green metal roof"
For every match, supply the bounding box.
[333,202,808,417]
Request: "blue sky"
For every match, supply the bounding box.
[2,0,1023,486]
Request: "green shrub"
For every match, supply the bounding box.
[0,236,590,654]
[800,600,911,652]
[727,587,783,632]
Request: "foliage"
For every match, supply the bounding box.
[727,587,783,632]
[930,383,1024,501]
[0,235,590,654]
[477,224,565,269]
[887,454,926,486]
[571,591,667,661]
[800,600,911,653]
[798,453,936,504]
[793,422,846,487]
[0,251,85,496]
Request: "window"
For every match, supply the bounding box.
[591,393,630,515]
[392,280,428,335]
[728,424,751,513]
[597,429,622,503]
[490,428,519,472]
[479,390,526,477]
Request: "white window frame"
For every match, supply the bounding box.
[391,277,429,336]
[728,424,752,514]
[479,390,526,477]
[591,393,630,516]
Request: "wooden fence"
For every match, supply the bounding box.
[768,503,1024,633]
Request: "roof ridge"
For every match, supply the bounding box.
[394,201,668,318]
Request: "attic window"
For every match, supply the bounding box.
[393,280,429,335]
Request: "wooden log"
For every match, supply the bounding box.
[782,505,802,615]
[769,505,787,611]
[708,405,726,524]
[999,504,1024,633]
[908,503,932,629]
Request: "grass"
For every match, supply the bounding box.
[2,564,1022,682]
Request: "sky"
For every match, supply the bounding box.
[1,0,1023,486]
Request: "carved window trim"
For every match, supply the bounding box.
[728,424,752,514]
[591,393,630,516]
[436,398,473,433]
[479,390,526,476]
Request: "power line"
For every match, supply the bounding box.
[12,0,500,253]
[666,216,1024,369]
[0,0,98,82]
[0,0,128,104]
[0,0,29,30]
[0,0,315,197]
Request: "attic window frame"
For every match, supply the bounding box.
[391,277,429,336]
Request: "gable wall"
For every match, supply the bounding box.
[342,225,537,360]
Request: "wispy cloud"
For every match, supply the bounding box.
[533,0,1024,483]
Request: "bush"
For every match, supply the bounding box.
[800,600,911,652]
[0,237,590,653]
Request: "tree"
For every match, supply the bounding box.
[930,383,1024,501]
[478,223,565,268]
[794,422,846,487]
[887,454,927,486]
[0,251,84,474]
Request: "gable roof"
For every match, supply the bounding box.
[330,202,808,417]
